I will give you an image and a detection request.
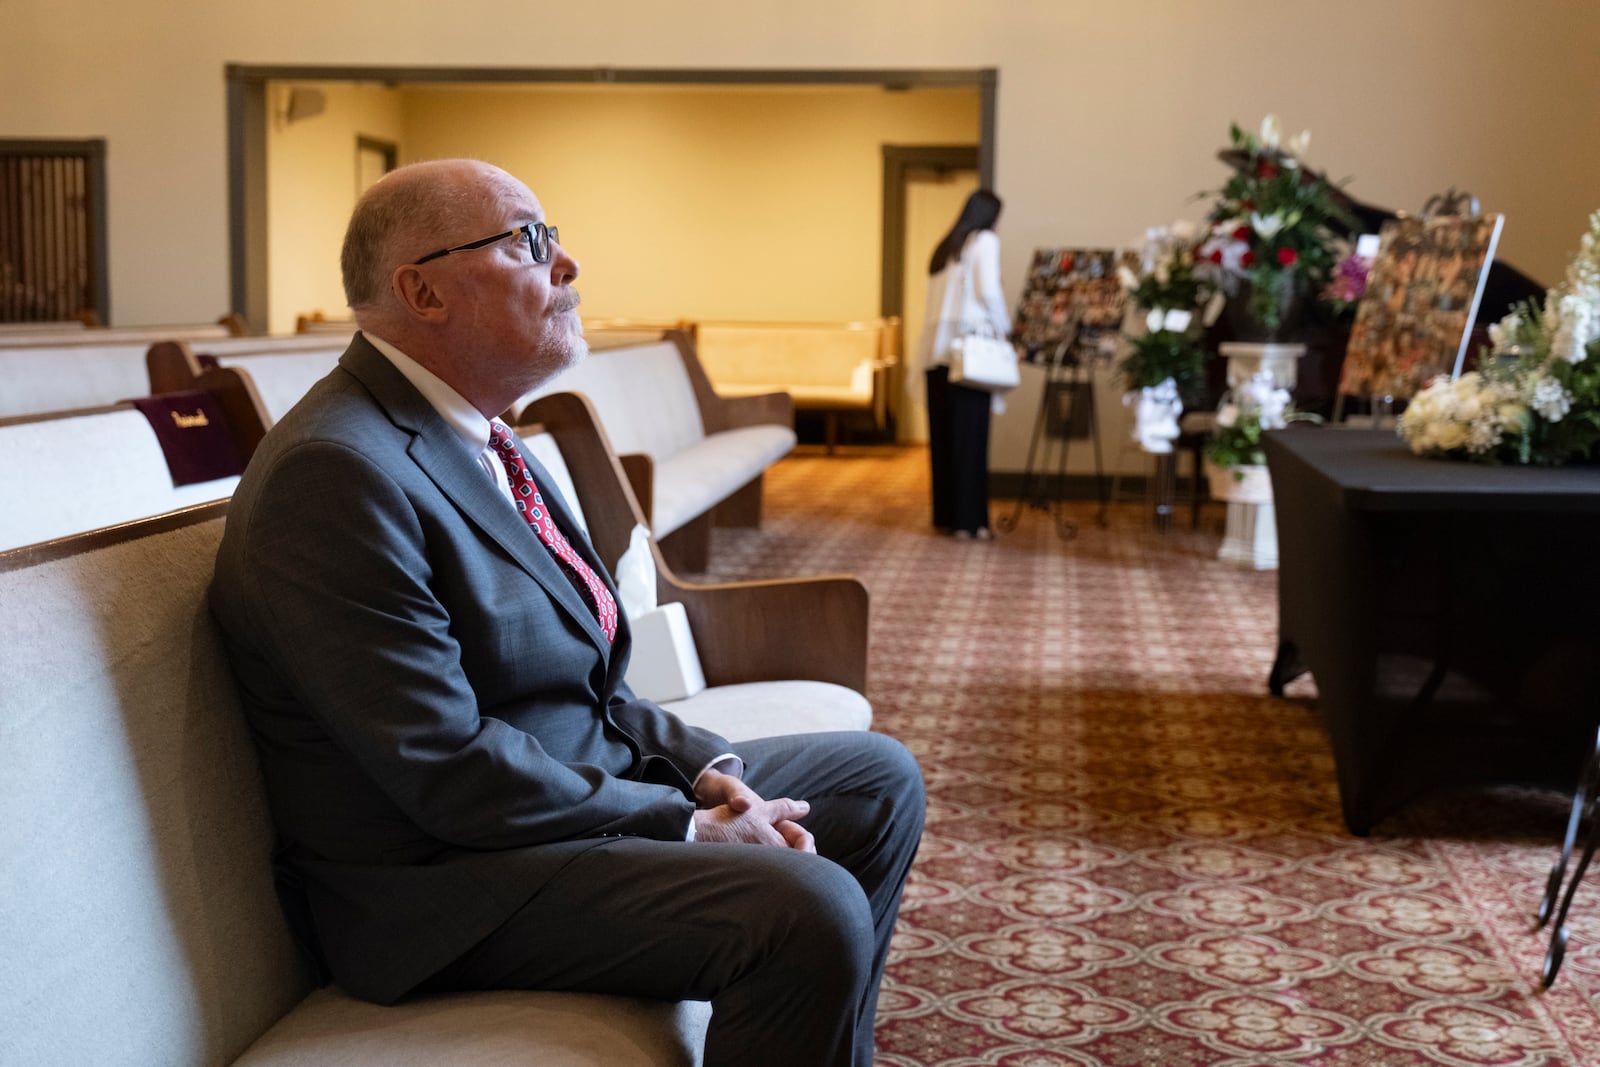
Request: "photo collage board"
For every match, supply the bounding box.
[1339,213,1504,400]
[1014,248,1140,367]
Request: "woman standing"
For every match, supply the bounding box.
[915,189,1015,539]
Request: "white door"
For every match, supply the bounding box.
[899,168,978,443]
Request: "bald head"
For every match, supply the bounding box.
[341,159,517,312]
[335,159,586,416]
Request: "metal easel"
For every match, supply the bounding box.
[995,324,1110,539]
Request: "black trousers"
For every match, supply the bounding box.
[925,364,993,533]
[418,731,925,1067]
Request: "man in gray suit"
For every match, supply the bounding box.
[210,159,923,1067]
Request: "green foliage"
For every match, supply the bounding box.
[1121,329,1206,405]
[1204,415,1267,469]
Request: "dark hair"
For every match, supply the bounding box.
[928,189,1003,275]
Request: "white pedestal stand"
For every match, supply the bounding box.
[1204,462,1278,569]
[1203,343,1305,570]
[1219,341,1307,390]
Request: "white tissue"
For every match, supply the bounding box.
[614,523,657,618]
[613,521,706,702]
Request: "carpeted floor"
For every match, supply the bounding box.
[696,444,1600,1067]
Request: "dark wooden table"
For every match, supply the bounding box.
[1264,428,1600,834]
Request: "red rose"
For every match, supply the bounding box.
[1240,250,1256,268]
[1232,225,1252,242]
[1208,249,1224,264]
[1240,200,1256,212]
[1257,162,1279,179]
[1277,247,1298,267]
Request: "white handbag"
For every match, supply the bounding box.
[944,243,1019,393]
[948,328,1020,393]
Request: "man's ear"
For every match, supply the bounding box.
[391,265,448,322]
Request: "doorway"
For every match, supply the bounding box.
[880,145,979,442]
[228,66,997,335]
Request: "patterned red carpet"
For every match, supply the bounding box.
[698,445,1600,1067]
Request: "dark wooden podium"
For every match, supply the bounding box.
[1264,428,1600,834]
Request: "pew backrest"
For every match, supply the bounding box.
[0,332,331,421]
[148,339,348,424]
[0,366,265,552]
[0,320,236,348]
[0,503,314,1066]
[522,339,708,459]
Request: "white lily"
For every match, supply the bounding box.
[1117,264,1140,290]
[1251,212,1286,239]
[1284,128,1311,161]
[1258,114,1282,151]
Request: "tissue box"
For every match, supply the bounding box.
[623,601,707,703]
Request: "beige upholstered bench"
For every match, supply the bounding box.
[692,319,901,453]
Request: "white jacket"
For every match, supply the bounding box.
[915,229,1012,371]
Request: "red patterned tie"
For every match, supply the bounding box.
[488,420,618,644]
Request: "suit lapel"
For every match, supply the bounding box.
[338,336,612,658]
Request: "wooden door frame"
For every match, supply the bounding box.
[878,144,983,321]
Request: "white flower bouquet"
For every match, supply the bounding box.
[1398,209,1600,465]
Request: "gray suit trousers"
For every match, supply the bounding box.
[417,731,924,1067]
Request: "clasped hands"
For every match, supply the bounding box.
[692,768,815,853]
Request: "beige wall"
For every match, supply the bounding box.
[400,84,978,323]
[6,0,1600,469]
[266,83,404,335]
[7,2,1598,327]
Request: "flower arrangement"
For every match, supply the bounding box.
[1120,221,1214,318]
[1323,247,1376,313]
[1117,222,1215,406]
[1197,115,1350,337]
[1205,371,1293,472]
[1399,210,1600,465]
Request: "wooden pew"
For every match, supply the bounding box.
[148,338,346,423]
[0,324,291,419]
[692,318,901,452]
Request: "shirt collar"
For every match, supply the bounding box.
[362,331,493,453]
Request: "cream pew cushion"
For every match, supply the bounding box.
[233,989,708,1067]
[662,682,872,741]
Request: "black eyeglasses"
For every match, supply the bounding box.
[413,222,559,265]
